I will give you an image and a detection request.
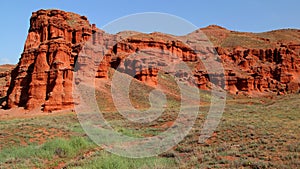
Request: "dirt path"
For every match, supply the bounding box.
[0,107,74,120]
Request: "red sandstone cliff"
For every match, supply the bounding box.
[3,9,300,112]
[108,33,198,86]
[6,10,103,111]
[0,65,14,108]
[187,26,300,94]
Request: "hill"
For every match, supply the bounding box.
[0,9,299,112]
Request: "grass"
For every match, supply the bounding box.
[177,94,300,168]
[202,27,300,49]
[0,73,299,168]
[0,134,177,169]
[0,137,95,168]
[66,151,177,169]
[221,32,271,49]
[256,29,300,44]
[0,114,81,150]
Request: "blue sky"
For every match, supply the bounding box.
[1,0,299,64]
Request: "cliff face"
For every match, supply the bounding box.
[0,65,13,106]
[6,10,97,111]
[109,33,198,86]
[0,72,10,98]
[192,47,300,94]
[222,47,299,94]
[186,26,300,94]
[3,9,300,112]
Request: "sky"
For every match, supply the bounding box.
[1,0,299,65]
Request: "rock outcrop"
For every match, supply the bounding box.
[0,69,11,98]
[186,26,300,95]
[3,9,300,112]
[0,65,14,108]
[190,46,300,94]
[109,33,198,86]
[215,47,299,94]
[6,10,98,111]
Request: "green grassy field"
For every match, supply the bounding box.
[0,92,299,168]
[0,70,299,168]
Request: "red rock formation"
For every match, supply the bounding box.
[109,33,198,86]
[0,65,14,108]
[0,71,11,98]
[6,10,96,111]
[202,46,300,95]
[4,9,300,112]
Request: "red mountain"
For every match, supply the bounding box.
[1,9,299,112]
